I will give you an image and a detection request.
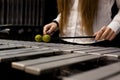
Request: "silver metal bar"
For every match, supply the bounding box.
[74,47,120,55]
[0,48,34,56]
[0,47,49,56]
[25,55,101,75]
[106,74,120,80]
[95,48,120,55]
[0,49,60,62]
[12,52,87,70]
[63,62,120,80]
[0,44,24,50]
[61,46,101,53]
[104,52,120,58]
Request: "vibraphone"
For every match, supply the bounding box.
[0,39,120,80]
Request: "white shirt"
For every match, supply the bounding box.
[55,0,120,44]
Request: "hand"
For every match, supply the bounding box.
[94,26,116,41]
[43,22,58,35]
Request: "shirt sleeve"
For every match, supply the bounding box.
[53,13,61,23]
[108,0,120,34]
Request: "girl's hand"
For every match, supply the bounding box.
[94,26,116,41]
[43,22,58,35]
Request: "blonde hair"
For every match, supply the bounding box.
[57,0,98,35]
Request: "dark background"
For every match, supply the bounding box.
[0,0,58,41]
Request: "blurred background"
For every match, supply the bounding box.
[0,0,58,41]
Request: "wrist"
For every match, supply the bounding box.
[52,20,59,28]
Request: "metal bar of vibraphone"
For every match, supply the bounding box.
[0,39,16,44]
[74,47,120,59]
[24,55,101,75]
[103,52,120,59]
[0,39,41,48]
[0,44,24,50]
[56,45,111,53]
[0,44,49,54]
[62,62,120,80]
[1,39,56,47]
[0,48,60,62]
[44,43,101,52]
[0,48,38,56]
[74,47,120,55]
[12,52,88,71]
[75,47,116,53]
[60,46,99,53]
[106,74,120,80]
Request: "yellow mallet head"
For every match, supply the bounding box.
[42,34,51,42]
[35,34,42,42]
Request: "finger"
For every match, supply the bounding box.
[47,25,56,34]
[43,24,50,35]
[93,32,98,36]
[109,32,116,41]
[95,26,107,40]
[95,31,103,40]
[101,27,111,40]
[95,29,105,40]
[105,30,114,40]
[49,31,55,36]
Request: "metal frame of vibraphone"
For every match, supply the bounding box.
[0,39,119,80]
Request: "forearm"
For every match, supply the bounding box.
[108,0,120,34]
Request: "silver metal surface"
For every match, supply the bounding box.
[63,62,120,80]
